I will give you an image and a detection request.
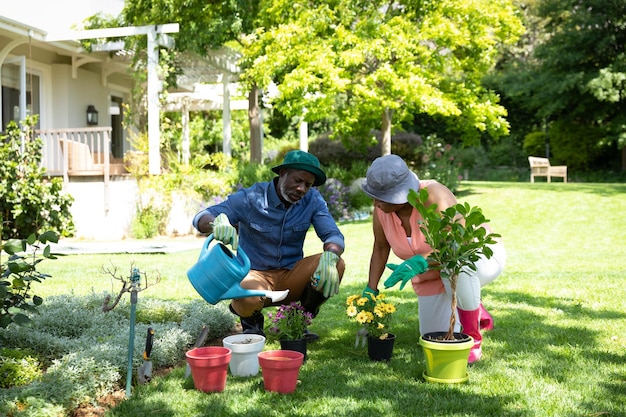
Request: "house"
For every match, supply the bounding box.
[0,15,244,239]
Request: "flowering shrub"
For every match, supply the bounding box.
[346,293,396,340]
[418,134,463,193]
[317,178,350,221]
[268,302,313,340]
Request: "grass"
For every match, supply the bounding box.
[36,181,626,417]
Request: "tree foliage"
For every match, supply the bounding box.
[494,0,626,167]
[240,0,524,151]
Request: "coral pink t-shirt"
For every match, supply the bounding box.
[376,180,445,296]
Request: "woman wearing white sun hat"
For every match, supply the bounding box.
[361,154,506,363]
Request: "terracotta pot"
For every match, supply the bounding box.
[279,338,307,362]
[367,333,396,361]
[185,346,231,392]
[258,350,304,394]
[222,334,266,377]
[419,332,473,384]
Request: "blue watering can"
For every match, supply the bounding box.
[187,235,289,305]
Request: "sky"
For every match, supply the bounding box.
[0,0,125,32]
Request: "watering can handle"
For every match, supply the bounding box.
[200,234,251,271]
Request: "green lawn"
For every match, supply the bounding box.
[38,181,626,417]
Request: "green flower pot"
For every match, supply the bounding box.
[419,332,473,384]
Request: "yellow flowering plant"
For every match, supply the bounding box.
[346,293,396,340]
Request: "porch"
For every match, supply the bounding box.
[38,127,128,182]
[37,127,135,239]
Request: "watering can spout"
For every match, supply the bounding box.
[220,285,290,303]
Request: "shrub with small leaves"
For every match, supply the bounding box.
[317,178,350,221]
[0,348,43,388]
[417,134,463,193]
[0,119,74,239]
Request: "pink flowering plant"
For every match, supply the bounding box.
[346,293,396,340]
[268,301,313,341]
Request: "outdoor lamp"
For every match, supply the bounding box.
[86,105,99,125]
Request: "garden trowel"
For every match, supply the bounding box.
[137,327,154,384]
[185,325,209,378]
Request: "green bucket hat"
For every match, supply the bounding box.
[271,150,327,186]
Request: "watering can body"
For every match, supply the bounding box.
[187,235,289,305]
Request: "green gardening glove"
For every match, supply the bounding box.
[361,285,379,307]
[212,213,238,250]
[312,251,340,298]
[362,285,379,301]
[384,254,428,290]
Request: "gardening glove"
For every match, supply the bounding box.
[212,213,238,250]
[384,254,428,290]
[361,285,379,306]
[312,251,340,298]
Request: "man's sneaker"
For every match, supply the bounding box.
[304,329,319,343]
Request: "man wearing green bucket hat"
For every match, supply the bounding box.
[192,150,345,342]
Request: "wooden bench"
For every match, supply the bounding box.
[528,156,567,183]
[59,139,127,176]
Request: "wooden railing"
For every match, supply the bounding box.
[37,127,127,182]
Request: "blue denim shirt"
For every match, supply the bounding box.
[193,179,345,270]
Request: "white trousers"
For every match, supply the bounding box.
[417,241,506,335]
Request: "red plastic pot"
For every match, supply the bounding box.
[185,346,231,392]
[258,350,304,394]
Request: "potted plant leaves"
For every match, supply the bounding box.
[409,188,499,383]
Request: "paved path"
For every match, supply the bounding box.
[50,236,205,255]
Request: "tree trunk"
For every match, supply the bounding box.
[248,85,262,164]
[381,108,393,156]
[445,275,458,340]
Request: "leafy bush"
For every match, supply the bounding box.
[0,294,235,416]
[0,120,74,239]
[130,187,169,239]
[415,135,463,193]
[317,179,351,221]
[0,348,42,388]
[0,230,59,328]
[548,120,604,170]
[523,131,547,158]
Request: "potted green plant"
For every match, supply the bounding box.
[267,302,313,360]
[409,188,499,382]
[346,292,397,361]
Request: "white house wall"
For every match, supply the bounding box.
[65,176,139,240]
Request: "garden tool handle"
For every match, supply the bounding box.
[143,327,154,360]
[193,325,209,349]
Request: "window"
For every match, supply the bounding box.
[1,61,40,132]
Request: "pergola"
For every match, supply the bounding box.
[164,49,248,164]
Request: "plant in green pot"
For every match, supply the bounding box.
[409,188,499,383]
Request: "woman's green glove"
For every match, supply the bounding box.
[212,213,238,250]
[384,255,428,290]
[361,285,379,307]
[313,251,340,298]
[362,285,379,301]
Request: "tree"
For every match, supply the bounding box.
[494,0,626,170]
[240,0,524,154]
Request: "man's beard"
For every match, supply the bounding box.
[279,181,301,204]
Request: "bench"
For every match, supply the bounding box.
[528,156,567,183]
[59,139,127,176]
